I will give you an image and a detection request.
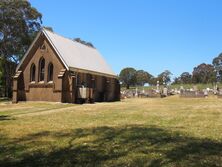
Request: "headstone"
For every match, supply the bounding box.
[180,86,184,94]
[135,88,138,97]
[175,88,178,94]
[193,85,198,91]
[204,89,208,97]
[219,89,222,95]
[163,87,168,96]
[156,81,160,93]
[217,88,222,98]
[213,85,218,95]
[195,91,198,96]
[156,81,160,91]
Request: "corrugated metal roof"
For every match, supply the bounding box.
[43,29,116,77]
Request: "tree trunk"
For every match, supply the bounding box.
[126,84,129,89]
[2,57,16,98]
[4,59,9,97]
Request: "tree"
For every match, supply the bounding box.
[43,26,53,32]
[149,77,158,86]
[192,63,215,84]
[157,70,172,85]
[172,77,181,85]
[136,70,152,86]
[73,38,95,48]
[180,72,192,84]
[0,0,42,97]
[212,53,222,82]
[119,67,137,89]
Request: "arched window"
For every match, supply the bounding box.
[39,57,45,82]
[30,64,36,82]
[48,63,53,82]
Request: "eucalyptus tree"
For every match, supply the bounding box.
[119,67,137,89]
[192,63,215,84]
[157,70,172,85]
[0,0,42,97]
[136,70,153,86]
[212,53,222,82]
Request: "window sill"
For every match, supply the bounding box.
[29,82,54,88]
[38,81,45,84]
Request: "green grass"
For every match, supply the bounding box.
[0,96,222,166]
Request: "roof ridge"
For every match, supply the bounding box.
[42,28,96,50]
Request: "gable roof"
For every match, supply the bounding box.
[17,28,117,78]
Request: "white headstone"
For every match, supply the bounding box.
[142,88,145,93]
[163,87,168,96]
[135,88,138,97]
[204,89,208,97]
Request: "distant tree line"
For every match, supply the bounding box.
[119,53,222,89]
[173,63,216,85]
[119,68,172,88]
[172,53,222,85]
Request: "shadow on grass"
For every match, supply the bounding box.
[0,125,222,167]
[0,115,13,121]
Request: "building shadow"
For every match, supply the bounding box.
[0,125,222,167]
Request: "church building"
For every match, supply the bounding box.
[12,29,120,103]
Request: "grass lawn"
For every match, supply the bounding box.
[0,96,222,167]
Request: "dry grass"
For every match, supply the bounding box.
[0,96,222,166]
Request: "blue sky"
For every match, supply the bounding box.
[30,0,222,78]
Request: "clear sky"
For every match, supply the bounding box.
[30,0,222,78]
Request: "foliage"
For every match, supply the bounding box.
[148,76,158,86]
[180,72,192,84]
[135,70,152,86]
[0,0,42,97]
[73,38,95,48]
[212,53,222,82]
[43,26,53,32]
[172,77,180,85]
[0,57,16,96]
[192,63,215,84]
[0,0,42,63]
[1,97,222,166]
[172,72,192,84]
[119,68,173,86]
[157,70,172,85]
[119,67,137,89]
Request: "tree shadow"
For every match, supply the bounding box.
[0,115,13,121]
[0,125,222,167]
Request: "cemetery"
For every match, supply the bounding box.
[120,80,222,99]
